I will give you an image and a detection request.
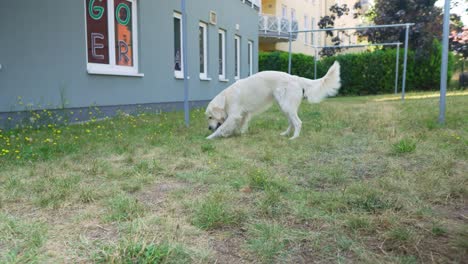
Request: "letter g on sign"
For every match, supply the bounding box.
[89,0,104,20]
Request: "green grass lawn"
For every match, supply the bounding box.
[0,91,467,263]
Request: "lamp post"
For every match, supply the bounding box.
[439,0,450,124]
[182,0,189,126]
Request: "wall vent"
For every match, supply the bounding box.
[209,11,217,25]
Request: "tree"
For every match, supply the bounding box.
[450,27,468,85]
[450,27,468,58]
[357,0,443,57]
[317,3,351,57]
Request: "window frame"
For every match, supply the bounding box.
[311,17,316,46]
[234,35,241,80]
[291,8,296,21]
[248,40,253,76]
[304,15,309,44]
[173,12,184,79]
[281,5,287,18]
[199,22,209,80]
[85,0,142,77]
[218,29,227,81]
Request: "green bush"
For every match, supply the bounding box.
[259,40,453,95]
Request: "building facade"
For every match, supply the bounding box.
[259,0,370,56]
[0,0,259,126]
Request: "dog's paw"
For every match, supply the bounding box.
[280,131,289,136]
[206,134,217,140]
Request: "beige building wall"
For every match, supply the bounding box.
[275,0,321,55]
[259,0,371,56]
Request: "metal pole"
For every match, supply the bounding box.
[312,42,402,49]
[314,49,318,79]
[292,23,415,34]
[181,0,189,126]
[395,43,400,94]
[439,0,450,124]
[402,25,410,101]
[288,32,292,74]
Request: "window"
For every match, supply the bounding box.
[311,17,315,45]
[218,29,227,80]
[248,41,253,76]
[304,15,309,44]
[85,0,141,76]
[199,22,209,79]
[234,35,241,80]
[281,5,287,18]
[173,12,183,78]
[291,8,296,21]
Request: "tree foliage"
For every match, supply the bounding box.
[357,0,443,58]
[450,27,467,59]
[317,4,351,57]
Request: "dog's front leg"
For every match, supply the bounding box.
[240,113,252,134]
[206,116,241,139]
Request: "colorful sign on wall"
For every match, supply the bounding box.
[114,0,133,66]
[86,0,133,67]
[86,0,109,64]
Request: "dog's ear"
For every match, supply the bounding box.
[211,93,226,110]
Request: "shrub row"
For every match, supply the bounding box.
[259,40,453,95]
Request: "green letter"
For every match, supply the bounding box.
[89,0,104,20]
[116,3,131,26]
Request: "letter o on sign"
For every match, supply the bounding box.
[116,3,131,26]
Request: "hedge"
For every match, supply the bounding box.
[259,40,453,95]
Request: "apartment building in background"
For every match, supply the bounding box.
[259,0,371,56]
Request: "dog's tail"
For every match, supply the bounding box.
[298,61,341,104]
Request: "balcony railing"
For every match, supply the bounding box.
[240,0,260,11]
[259,14,298,41]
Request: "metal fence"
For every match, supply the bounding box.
[287,23,414,101]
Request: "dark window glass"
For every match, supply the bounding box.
[114,0,133,66]
[86,0,109,64]
[174,17,182,71]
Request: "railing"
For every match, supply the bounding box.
[258,14,298,40]
[240,0,261,11]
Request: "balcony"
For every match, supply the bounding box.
[258,14,298,43]
[240,0,261,11]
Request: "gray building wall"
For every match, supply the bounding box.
[0,0,258,115]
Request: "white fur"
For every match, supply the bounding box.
[205,61,341,140]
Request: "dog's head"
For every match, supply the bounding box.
[205,93,227,131]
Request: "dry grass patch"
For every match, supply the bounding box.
[0,92,466,263]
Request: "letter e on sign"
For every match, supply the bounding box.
[86,0,109,64]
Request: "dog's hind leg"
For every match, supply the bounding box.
[288,112,302,140]
[280,120,292,136]
[274,87,302,139]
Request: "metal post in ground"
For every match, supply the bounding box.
[314,49,318,80]
[439,0,451,124]
[288,32,292,74]
[181,0,189,126]
[402,25,410,101]
[395,43,400,94]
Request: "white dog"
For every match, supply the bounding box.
[206,61,341,140]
